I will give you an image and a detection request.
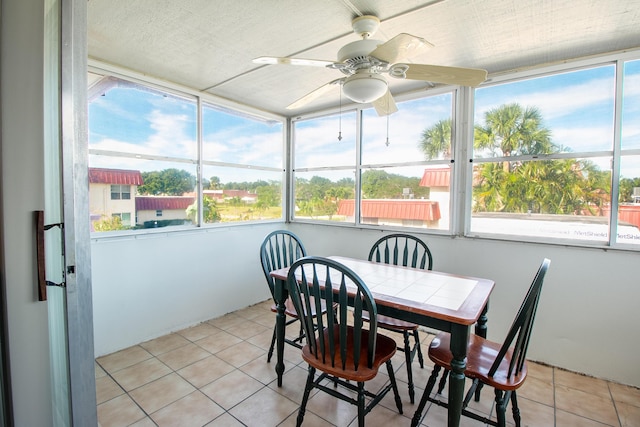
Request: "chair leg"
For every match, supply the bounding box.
[267,326,276,362]
[437,369,449,394]
[510,391,521,427]
[411,365,441,427]
[412,329,424,368]
[385,360,403,414]
[357,382,366,427]
[494,389,507,427]
[296,366,315,427]
[402,331,415,404]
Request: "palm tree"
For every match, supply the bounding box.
[419,118,452,160]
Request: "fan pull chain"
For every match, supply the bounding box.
[338,89,343,141]
[385,111,390,146]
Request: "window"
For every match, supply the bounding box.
[469,60,640,247]
[110,185,130,200]
[88,73,284,233]
[292,92,455,231]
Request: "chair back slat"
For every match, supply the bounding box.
[287,256,378,371]
[260,230,307,298]
[368,233,433,270]
[488,258,550,379]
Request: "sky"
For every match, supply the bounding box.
[88,59,640,183]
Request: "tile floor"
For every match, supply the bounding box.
[96,299,640,427]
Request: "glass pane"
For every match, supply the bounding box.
[293,170,356,223]
[202,103,283,168]
[89,77,197,160]
[89,155,197,231]
[621,59,640,150]
[201,166,282,223]
[618,155,640,244]
[294,112,356,168]
[474,65,615,157]
[360,165,449,230]
[470,157,612,242]
[362,93,453,164]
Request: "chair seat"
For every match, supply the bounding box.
[429,332,528,391]
[271,297,327,319]
[302,324,397,383]
[362,311,420,331]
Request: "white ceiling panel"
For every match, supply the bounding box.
[88,0,640,117]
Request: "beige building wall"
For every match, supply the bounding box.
[89,183,136,227]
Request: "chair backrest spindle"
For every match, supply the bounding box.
[369,233,433,270]
[260,230,307,299]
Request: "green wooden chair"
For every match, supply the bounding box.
[411,258,551,427]
[287,256,403,427]
[364,233,432,403]
[259,230,330,362]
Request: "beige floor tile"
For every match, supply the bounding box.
[200,369,265,410]
[151,390,225,427]
[268,364,317,404]
[156,342,212,371]
[555,409,614,426]
[177,354,236,389]
[215,341,266,368]
[129,373,196,414]
[305,385,358,426]
[140,333,190,356]
[245,327,275,351]
[555,384,619,425]
[97,345,153,373]
[618,400,640,427]
[95,362,107,379]
[111,357,172,392]
[196,331,243,354]
[526,361,554,382]
[252,311,278,328]
[95,375,125,404]
[239,354,281,385]
[129,417,157,427]
[225,320,271,340]
[610,381,640,408]
[176,322,222,342]
[555,368,611,399]
[208,313,246,330]
[280,409,335,427]
[234,302,270,320]
[228,387,300,427]
[518,374,554,406]
[97,393,146,427]
[204,412,246,426]
[514,397,555,426]
[347,401,410,427]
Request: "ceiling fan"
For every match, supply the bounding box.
[253,15,488,116]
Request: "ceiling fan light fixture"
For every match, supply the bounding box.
[342,72,387,103]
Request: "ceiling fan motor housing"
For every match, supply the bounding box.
[338,39,383,68]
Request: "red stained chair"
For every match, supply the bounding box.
[411,258,551,427]
[364,233,433,403]
[287,256,403,427]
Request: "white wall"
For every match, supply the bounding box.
[290,223,640,388]
[92,220,640,388]
[1,0,54,424]
[91,224,278,356]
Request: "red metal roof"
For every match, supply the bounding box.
[419,167,450,188]
[337,199,441,221]
[135,196,194,211]
[89,168,143,185]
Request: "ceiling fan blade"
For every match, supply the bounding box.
[397,63,488,87]
[372,89,398,116]
[369,33,433,64]
[253,56,334,67]
[286,78,344,110]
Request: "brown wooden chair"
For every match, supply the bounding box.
[411,258,551,427]
[364,233,432,403]
[287,256,403,427]
[259,230,330,362]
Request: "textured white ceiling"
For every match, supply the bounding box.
[88,0,640,117]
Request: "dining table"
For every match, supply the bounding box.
[270,255,494,427]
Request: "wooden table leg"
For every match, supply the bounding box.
[274,278,286,387]
[447,323,470,427]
